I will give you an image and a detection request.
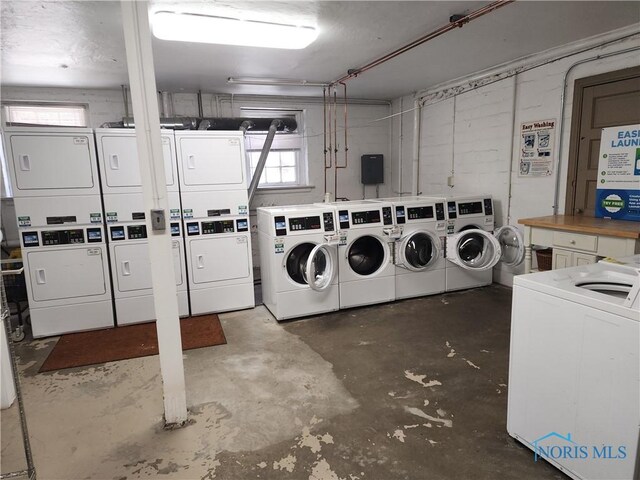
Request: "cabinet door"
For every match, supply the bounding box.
[574,252,597,267]
[551,248,572,270]
[11,135,94,190]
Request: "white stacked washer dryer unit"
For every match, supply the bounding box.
[5,127,113,337]
[174,130,254,315]
[257,204,340,321]
[95,128,189,324]
[318,200,398,309]
[431,194,524,291]
[375,196,447,299]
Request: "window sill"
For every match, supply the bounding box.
[254,185,315,194]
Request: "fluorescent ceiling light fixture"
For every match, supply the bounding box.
[152,11,318,49]
[227,77,328,87]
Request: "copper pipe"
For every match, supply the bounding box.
[330,0,514,86]
[323,87,329,194]
[338,82,349,169]
[333,88,339,201]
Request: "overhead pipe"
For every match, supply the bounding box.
[333,88,339,201]
[239,120,255,133]
[330,0,514,86]
[248,119,282,203]
[197,90,204,117]
[160,91,173,117]
[323,87,330,195]
[121,84,129,119]
[118,116,296,131]
[336,82,349,200]
[411,99,421,196]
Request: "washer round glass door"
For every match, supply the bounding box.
[305,244,334,291]
[494,225,525,267]
[348,235,385,276]
[447,229,501,271]
[286,243,315,285]
[400,231,440,271]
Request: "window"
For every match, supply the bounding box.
[248,150,301,186]
[4,103,87,127]
[242,108,308,188]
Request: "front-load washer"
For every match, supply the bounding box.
[426,195,525,291]
[508,258,639,480]
[105,192,189,325]
[257,204,340,321]
[318,200,398,309]
[375,196,447,299]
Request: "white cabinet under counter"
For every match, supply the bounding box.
[519,215,640,273]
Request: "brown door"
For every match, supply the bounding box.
[566,66,640,217]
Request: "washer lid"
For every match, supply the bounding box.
[398,230,441,272]
[494,225,525,267]
[446,229,501,271]
[304,244,335,291]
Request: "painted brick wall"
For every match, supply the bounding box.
[393,32,640,286]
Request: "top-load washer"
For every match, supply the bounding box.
[257,204,340,320]
[318,200,398,309]
[428,194,524,291]
[95,128,189,324]
[375,196,447,299]
[5,127,101,198]
[508,257,639,480]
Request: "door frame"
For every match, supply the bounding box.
[565,65,640,215]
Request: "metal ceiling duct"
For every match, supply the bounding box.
[115,116,297,132]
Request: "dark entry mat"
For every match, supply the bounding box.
[39,315,226,372]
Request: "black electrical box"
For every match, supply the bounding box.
[361,154,384,185]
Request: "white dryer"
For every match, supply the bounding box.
[16,198,113,338]
[376,196,447,299]
[257,204,340,321]
[174,130,248,193]
[95,128,188,324]
[508,257,639,480]
[5,127,101,198]
[319,200,397,309]
[428,195,524,291]
[184,210,254,315]
[106,192,189,324]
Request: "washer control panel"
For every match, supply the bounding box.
[323,212,335,232]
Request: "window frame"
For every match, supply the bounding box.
[241,107,309,190]
[2,101,89,127]
[247,148,304,188]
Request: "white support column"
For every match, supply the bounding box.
[120,0,187,425]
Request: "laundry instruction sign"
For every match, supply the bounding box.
[518,119,555,177]
[595,124,640,221]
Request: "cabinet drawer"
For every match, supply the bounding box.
[553,231,598,252]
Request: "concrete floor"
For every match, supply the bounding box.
[1,286,565,480]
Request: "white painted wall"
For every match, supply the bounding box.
[0,87,392,268]
[392,31,640,286]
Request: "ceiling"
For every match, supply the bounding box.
[1,1,639,99]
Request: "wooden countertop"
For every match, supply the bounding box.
[519,215,640,239]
